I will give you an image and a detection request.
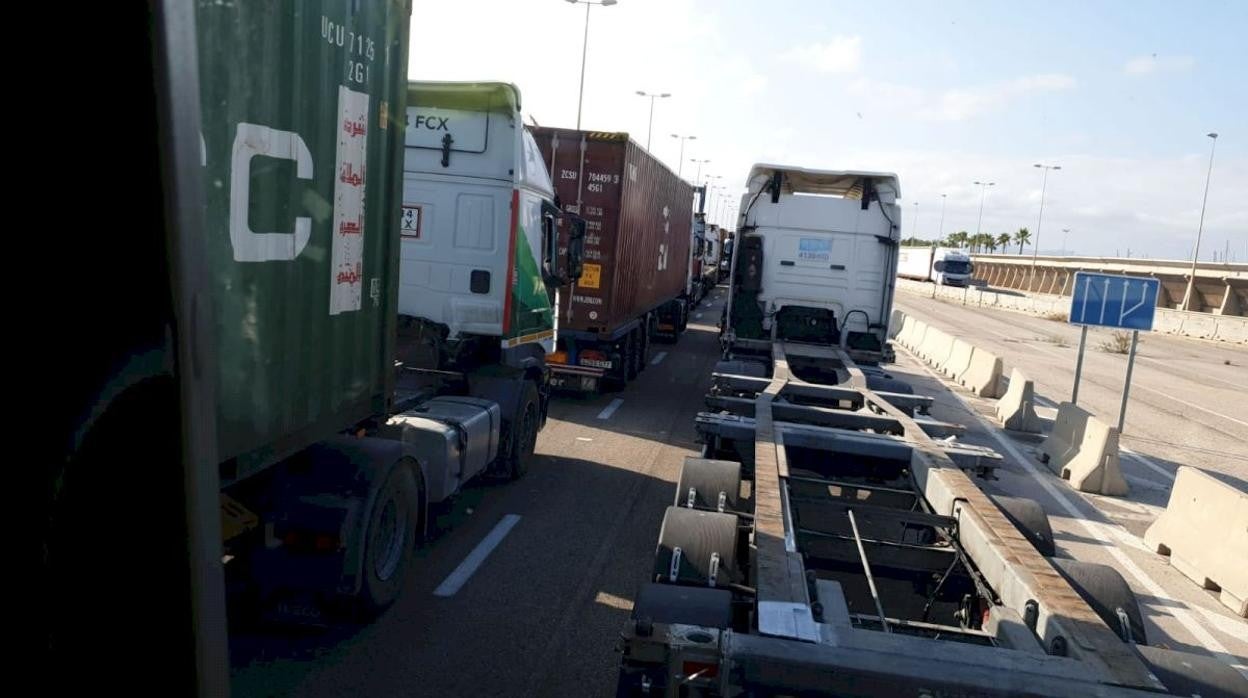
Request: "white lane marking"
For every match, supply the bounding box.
[1122,473,1169,492]
[1136,354,1248,392]
[1195,605,1248,643]
[900,350,1246,675]
[1101,520,1151,552]
[1134,384,1248,428]
[433,514,522,597]
[597,398,624,420]
[1121,448,1176,483]
[575,437,593,442]
[650,351,668,366]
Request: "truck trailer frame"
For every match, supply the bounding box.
[615,338,1228,697]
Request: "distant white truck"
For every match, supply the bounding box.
[897,246,974,286]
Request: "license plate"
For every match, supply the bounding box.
[581,359,612,369]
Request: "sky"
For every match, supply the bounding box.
[407,0,1247,261]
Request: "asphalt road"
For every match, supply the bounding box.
[895,290,1248,486]
[230,289,731,697]
[229,285,1246,696]
[891,291,1248,674]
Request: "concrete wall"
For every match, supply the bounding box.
[895,278,1248,344]
[968,254,1247,316]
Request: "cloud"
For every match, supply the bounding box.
[849,74,1076,121]
[1124,54,1195,75]
[921,74,1075,121]
[740,74,768,97]
[781,36,863,74]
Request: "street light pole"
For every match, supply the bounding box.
[690,158,710,186]
[973,181,995,238]
[635,90,669,151]
[1029,163,1061,291]
[912,201,920,238]
[567,0,618,130]
[937,193,947,241]
[1061,228,1070,256]
[670,133,696,176]
[1183,132,1219,310]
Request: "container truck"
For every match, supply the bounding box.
[176,10,577,621]
[721,165,901,366]
[529,127,697,392]
[898,245,975,286]
[616,163,1244,697]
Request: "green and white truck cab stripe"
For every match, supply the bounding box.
[400,82,557,355]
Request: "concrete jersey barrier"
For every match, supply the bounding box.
[943,339,975,380]
[995,368,1041,433]
[924,328,956,368]
[908,320,929,352]
[959,347,1004,398]
[1144,467,1248,617]
[1039,402,1129,496]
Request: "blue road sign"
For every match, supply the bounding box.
[1069,272,1160,331]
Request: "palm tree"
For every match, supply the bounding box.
[949,231,969,249]
[976,233,993,252]
[996,232,1011,252]
[1014,227,1031,254]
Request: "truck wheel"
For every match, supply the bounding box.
[1050,557,1147,644]
[626,329,641,380]
[504,381,540,480]
[361,463,420,613]
[990,495,1056,557]
[653,506,740,587]
[637,320,651,373]
[1135,645,1248,698]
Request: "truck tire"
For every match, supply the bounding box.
[1050,557,1147,644]
[626,329,640,381]
[990,495,1056,557]
[653,506,740,587]
[1135,645,1248,698]
[361,463,420,613]
[504,381,540,480]
[675,458,742,513]
[637,319,651,374]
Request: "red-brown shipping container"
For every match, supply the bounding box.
[528,127,696,390]
[530,127,695,335]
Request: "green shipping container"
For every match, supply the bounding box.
[197,1,412,482]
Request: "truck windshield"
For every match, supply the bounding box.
[943,260,972,274]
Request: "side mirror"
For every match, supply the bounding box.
[564,215,586,284]
[540,199,562,285]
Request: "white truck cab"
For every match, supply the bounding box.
[400,81,583,364]
[725,164,901,362]
[933,248,974,286]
